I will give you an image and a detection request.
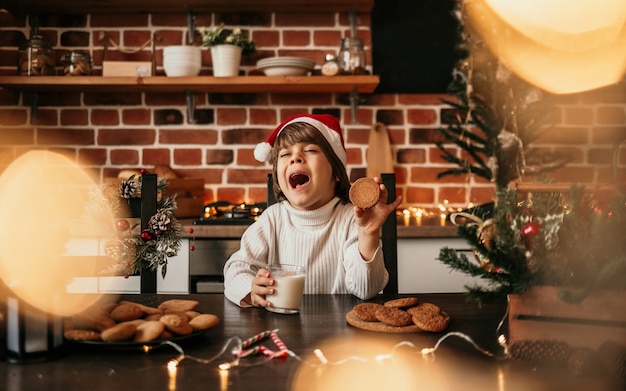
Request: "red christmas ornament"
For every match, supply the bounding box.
[116,219,130,231]
[522,221,540,237]
[189,245,196,251]
[188,228,194,234]
[140,168,147,174]
[140,230,154,242]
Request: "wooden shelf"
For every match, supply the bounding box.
[0,0,373,14]
[0,75,379,94]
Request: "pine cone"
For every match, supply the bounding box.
[598,341,626,380]
[567,347,596,376]
[149,212,171,234]
[509,339,571,366]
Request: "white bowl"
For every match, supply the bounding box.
[257,65,312,76]
[163,46,201,77]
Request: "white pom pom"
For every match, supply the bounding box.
[254,142,272,162]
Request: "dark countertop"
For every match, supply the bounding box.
[2,293,621,390]
[181,217,459,239]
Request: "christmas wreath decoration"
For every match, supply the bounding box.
[100,172,182,278]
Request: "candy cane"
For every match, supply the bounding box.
[232,329,289,359]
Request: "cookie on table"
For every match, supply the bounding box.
[101,323,137,342]
[353,303,384,322]
[384,297,419,308]
[110,303,143,322]
[408,302,450,332]
[159,313,193,335]
[349,177,380,209]
[158,299,200,313]
[134,321,165,343]
[64,329,102,341]
[374,306,413,327]
[189,314,220,331]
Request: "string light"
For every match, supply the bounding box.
[159,307,512,373]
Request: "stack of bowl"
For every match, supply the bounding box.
[256,56,316,76]
[163,46,202,77]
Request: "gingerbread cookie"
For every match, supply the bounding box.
[134,321,165,343]
[101,323,137,342]
[353,303,384,322]
[64,329,101,341]
[110,303,143,322]
[189,314,220,331]
[384,297,419,308]
[374,306,413,327]
[159,313,193,335]
[349,177,380,209]
[158,299,199,313]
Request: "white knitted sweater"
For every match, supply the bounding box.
[223,197,389,307]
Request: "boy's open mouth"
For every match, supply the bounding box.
[289,173,310,189]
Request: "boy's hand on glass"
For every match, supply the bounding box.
[250,267,275,307]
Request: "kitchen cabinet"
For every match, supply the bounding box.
[0,0,373,14]
[65,238,190,294]
[398,237,486,294]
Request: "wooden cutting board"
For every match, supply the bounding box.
[366,122,394,178]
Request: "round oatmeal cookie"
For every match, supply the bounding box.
[64,329,102,341]
[353,303,384,322]
[384,297,419,308]
[374,306,413,327]
[408,303,450,332]
[406,302,441,317]
[349,177,380,209]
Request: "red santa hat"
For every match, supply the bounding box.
[253,114,347,166]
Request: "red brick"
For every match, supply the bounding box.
[596,106,626,125]
[407,109,437,125]
[252,30,280,47]
[122,109,151,125]
[236,148,261,166]
[271,93,332,106]
[0,128,34,145]
[469,187,496,206]
[249,109,278,125]
[91,109,120,126]
[282,30,310,46]
[38,128,94,145]
[227,168,269,184]
[160,129,218,144]
[216,108,247,125]
[0,109,28,126]
[346,148,362,165]
[110,149,139,165]
[563,107,593,125]
[398,149,426,164]
[78,148,108,165]
[248,186,268,203]
[91,14,149,27]
[30,109,58,126]
[275,13,335,27]
[123,30,153,47]
[405,187,435,204]
[142,148,170,166]
[61,109,89,125]
[99,129,155,145]
[313,30,342,46]
[174,148,202,165]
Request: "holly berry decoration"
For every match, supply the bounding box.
[140,230,154,242]
[116,219,130,232]
[189,245,196,251]
[522,221,540,237]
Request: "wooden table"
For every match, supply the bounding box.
[1,294,623,390]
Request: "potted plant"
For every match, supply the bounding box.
[198,24,256,77]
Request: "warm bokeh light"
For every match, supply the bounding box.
[467,0,626,94]
[0,150,117,316]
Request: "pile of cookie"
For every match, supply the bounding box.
[64,299,219,343]
[350,297,450,333]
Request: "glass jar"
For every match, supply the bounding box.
[18,35,56,76]
[62,51,92,76]
[337,37,366,75]
[321,53,339,76]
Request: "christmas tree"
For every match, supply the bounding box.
[435,3,626,305]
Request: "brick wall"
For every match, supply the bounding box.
[1,10,626,212]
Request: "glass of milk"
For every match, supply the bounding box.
[266,264,307,314]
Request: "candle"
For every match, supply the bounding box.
[440,213,446,227]
[402,209,410,226]
[416,209,423,226]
